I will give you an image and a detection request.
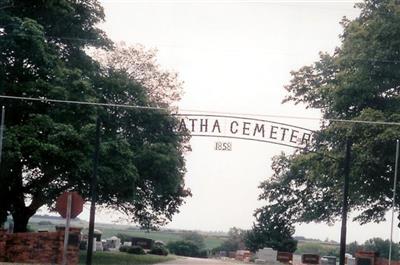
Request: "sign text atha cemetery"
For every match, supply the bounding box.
[176,114,314,149]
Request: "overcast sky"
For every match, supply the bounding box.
[71,0,399,243]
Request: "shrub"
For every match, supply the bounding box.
[127,246,146,255]
[119,245,130,252]
[38,221,53,225]
[149,246,169,256]
[168,240,198,257]
[167,240,201,257]
[182,232,206,249]
[198,249,209,258]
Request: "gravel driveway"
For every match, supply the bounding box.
[156,257,247,265]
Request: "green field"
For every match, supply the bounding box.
[28,216,227,250]
[79,251,175,265]
[29,216,343,255]
[95,225,226,249]
[296,241,339,257]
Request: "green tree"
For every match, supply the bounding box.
[245,208,297,253]
[167,240,201,257]
[346,238,400,260]
[181,231,206,250]
[347,241,361,256]
[92,42,183,108]
[363,238,400,260]
[214,227,247,252]
[256,0,400,234]
[0,0,190,232]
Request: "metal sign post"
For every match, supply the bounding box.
[339,138,352,265]
[86,117,101,265]
[0,106,5,165]
[62,193,72,265]
[389,139,399,265]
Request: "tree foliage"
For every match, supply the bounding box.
[347,241,361,257]
[364,238,400,260]
[296,242,339,257]
[347,238,400,260]
[167,240,206,258]
[181,231,206,250]
[255,0,400,235]
[214,227,247,252]
[92,43,183,108]
[245,208,297,253]
[0,0,190,232]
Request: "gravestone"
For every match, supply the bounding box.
[236,250,251,261]
[302,254,320,265]
[293,254,302,265]
[93,229,103,242]
[355,251,378,265]
[348,257,356,265]
[219,251,227,257]
[95,241,103,251]
[106,236,121,251]
[277,252,293,263]
[131,237,154,249]
[256,248,277,264]
[322,256,336,265]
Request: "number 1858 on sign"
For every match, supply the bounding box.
[215,142,232,151]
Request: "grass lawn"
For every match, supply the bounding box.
[79,251,176,265]
[96,227,225,249]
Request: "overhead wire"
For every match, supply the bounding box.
[1,0,398,126]
[0,94,399,126]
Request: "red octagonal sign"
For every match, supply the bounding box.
[55,191,84,219]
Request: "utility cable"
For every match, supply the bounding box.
[0,94,399,126]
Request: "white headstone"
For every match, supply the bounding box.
[92,237,97,252]
[256,248,277,263]
[96,241,103,251]
[293,254,302,265]
[106,236,121,250]
[114,238,121,249]
[321,257,329,265]
[347,257,356,265]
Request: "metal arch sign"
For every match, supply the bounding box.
[175,114,315,149]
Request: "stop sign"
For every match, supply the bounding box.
[55,191,84,219]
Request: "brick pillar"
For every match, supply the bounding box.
[0,229,7,261]
[56,226,83,265]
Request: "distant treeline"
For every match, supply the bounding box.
[296,238,400,260]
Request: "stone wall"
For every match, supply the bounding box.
[0,227,81,265]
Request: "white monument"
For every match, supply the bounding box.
[106,236,121,251]
[255,248,278,264]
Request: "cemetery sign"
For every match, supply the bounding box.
[176,114,314,149]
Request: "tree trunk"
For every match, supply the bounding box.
[12,211,32,233]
